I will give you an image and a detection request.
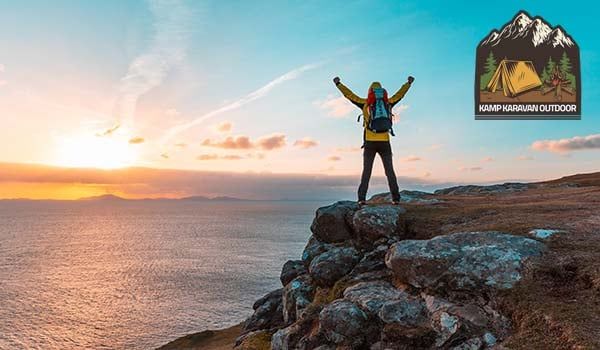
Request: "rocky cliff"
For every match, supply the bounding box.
[234,176,600,350]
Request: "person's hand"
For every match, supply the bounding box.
[408,76,415,84]
[333,76,340,85]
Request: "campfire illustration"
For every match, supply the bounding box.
[541,65,574,101]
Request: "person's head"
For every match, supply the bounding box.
[368,81,382,94]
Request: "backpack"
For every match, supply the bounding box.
[366,87,393,134]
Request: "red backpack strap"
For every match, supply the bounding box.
[367,88,375,106]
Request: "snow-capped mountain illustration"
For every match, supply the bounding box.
[481,11,575,49]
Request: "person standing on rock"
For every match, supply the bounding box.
[333,75,414,205]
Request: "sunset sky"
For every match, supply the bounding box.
[0,0,598,199]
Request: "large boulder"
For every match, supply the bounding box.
[378,297,429,328]
[370,190,441,204]
[385,231,545,292]
[301,236,333,267]
[244,288,284,332]
[282,274,316,323]
[434,183,529,196]
[352,205,407,241]
[348,244,389,276]
[318,300,374,347]
[343,280,407,315]
[309,246,362,287]
[280,260,307,286]
[310,201,359,243]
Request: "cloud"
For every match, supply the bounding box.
[128,137,145,144]
[392,104,409,121]
[161,63,320,144]
[429,143,444,151]
[214,121,233,133]
[328,156,341,161]
[256,133,286,150]
[196,154,244,161]
[459,166,482,172]
[316,95,354,118]
[201,134,286,151]
[115,0,190,128]
[335,146,361,153]
[531,134,600,154]
[160,153,169,159]
[202,136,253,149]
[0,162,452,200]
[402,155,422,162]
[517,155,534,161]
[174,142,187,148]
[0,64,5,87]
[95,124,121,137]
[293,137,319,149]
[482,157,494,162]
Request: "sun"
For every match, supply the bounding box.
[54,134,138,169]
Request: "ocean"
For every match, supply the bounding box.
[0,199,326,349]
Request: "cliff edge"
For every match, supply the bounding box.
[161,172,600,350]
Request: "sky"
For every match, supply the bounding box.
[0,0,598,199]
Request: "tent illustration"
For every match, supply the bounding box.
[486,59,542,97]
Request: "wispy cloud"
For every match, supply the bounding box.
[517,155,534,161]
[161,63,320,145]
[0,63,6,87]
[459,166,483,172]
[95,124,121,137]
[531,134,600,154]
[201,133,287,151]
[482,157,494,162]
[402,155,422,162]
[315,95,354,118]
[128,137,145,144]
[115,0,191,128]
[214,121,233,133]
[293,137,319,149]
[328,156,341,161]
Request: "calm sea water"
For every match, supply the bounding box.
[0,200,325,350]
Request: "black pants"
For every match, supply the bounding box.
[358,141,400,201]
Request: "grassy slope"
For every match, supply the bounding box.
[157,172,600,350]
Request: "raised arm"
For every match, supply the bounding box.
[333,77,365,109]
[389,76,414,106]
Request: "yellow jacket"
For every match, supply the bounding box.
[336,81,411,142]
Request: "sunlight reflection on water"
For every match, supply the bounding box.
[0,200,323,349]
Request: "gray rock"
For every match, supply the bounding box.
[301,236,333,267]
[310,201,359,243]
[386,231,546,291]
[309,246,362,287]
[282,275,315,323]
[318,300,371,347]
[244,288,284,332]
[343,280,407,315]
[450,337,483,350]
[281,260,307,286]
[528,228,562,240]
[349,244,388,275]
[434,183,529,196]
[352,205,407,241]
[431,311,461,347]
[378,297,429,327]
[370,190,441,204]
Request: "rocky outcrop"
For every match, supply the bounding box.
[310,201,359,243]
[370,190,442,204]
[434,183,530,196]
[239,201,549,350]
[352,205,407,241]
[385,231,546,292]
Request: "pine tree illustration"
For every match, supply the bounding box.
[480,51,497,90]
[559,51,577,91]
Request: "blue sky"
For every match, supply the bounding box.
[0,0,598,193]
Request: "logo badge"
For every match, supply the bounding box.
[475,11,580,119]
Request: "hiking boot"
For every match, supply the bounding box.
[391,200,401,205]
[358,200,367,206]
